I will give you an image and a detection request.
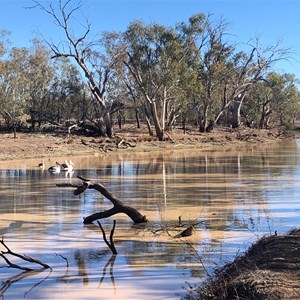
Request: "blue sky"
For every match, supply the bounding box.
[1,0,300,79]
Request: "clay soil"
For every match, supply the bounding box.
[1,124,299,300]
[0,125,291,161]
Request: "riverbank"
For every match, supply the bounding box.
[183,229,300,300]
[0,125,293,161]
[1,125,299,300]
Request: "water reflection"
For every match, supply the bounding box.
[1,140,300,299]
[0,269,51,298]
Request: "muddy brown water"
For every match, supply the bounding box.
[1,139,300,299]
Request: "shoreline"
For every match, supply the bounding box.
[1,127,299,299]
[0,126,294,162]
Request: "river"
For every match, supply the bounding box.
[1,139,300,299]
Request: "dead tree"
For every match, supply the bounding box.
[31,0,125,138]
[57,175,148,224]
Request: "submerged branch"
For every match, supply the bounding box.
[97,220,118,254]
[57,176,148,224]
[0,237,51,270]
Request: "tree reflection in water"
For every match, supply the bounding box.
[0,269,51,298]
[1,141,300,299]
[98,254,117,292]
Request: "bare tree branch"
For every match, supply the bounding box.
[57,175,148,224]
[0,236,51,270]
[97,220,118,254]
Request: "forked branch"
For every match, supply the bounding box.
[0,236,51,270]
[57,175,148,224]
[97,220,118,254]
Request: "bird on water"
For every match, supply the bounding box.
[61,160,74,172]
[38,161,45,170]
[48,162,62,173]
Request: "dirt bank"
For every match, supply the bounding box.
[0,125,292,162]
[183,229,300,300]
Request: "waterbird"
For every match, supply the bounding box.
[175,225,194,238]
[48,162,62,173]
[38,161,45,169]
[61,160,74,172]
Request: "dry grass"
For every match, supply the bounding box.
[182,229,300,300]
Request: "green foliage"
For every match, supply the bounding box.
[0,6,298,135]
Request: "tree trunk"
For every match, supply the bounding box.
[150,102,164,141]
[199,110,208,132]
[104,112,113,138]
[144,106,153,136]
[259,109,272,129]
[232,94,245,129]
[117,111,122,129]
[13,123,17,139]
[135,109,140,129]
[145,115,153,136]
[182,117,186,134]
[198,100,209,132]
[93,109,114,137]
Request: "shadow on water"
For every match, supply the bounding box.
[1,140,300,299]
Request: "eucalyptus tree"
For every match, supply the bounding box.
[178,14,235,132]
[179,15,292,131]
[242,80,272,128]
[32,0,124,137]
[0,47,32,136]
[123,20,187,141]
[225,38,291,129]
[0,30,12,128]
[49,56,89,123]
[25,39,57,129]
[0,29,10,60]
[123,78,144,129]
[0,36,52,133]
[238,72,300,129]
[267,73,300,127]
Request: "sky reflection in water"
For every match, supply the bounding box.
[1,140,300,299]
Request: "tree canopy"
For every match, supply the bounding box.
[0,1,298,139]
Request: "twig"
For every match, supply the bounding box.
[56,253,69,267]
[97,221,118,254]
[0,236,51,270]
[0,253,33,271]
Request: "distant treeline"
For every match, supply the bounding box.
[0,2,299,140]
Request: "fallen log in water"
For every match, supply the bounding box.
[57,175,148,224]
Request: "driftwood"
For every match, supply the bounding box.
[57,175,148,224]
[97,220,118,254]
[0,236,51,271]
[99,137,136,153]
